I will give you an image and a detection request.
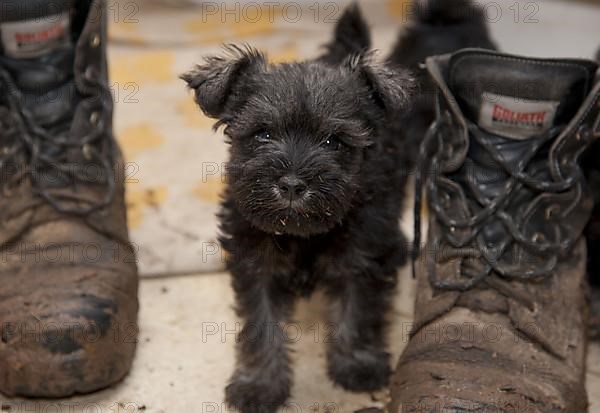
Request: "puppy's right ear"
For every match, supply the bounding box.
[319,3,371,65]
[181,45,267,119]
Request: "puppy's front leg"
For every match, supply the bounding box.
[324,263,396,393]
[225,267,295,413]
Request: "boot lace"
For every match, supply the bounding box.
[0,65,115,216]
[412,110,587,291]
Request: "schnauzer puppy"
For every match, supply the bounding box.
[182,6,414,413]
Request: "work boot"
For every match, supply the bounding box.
[582,142,600,339]
[0,0,138,397]
[583,48,600,340]
[390,49,600,412]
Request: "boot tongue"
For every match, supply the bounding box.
[448,51,597,140]
[0,0,76,129]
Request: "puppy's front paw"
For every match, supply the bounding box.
[225,374,290,413]
[327,348,390,392]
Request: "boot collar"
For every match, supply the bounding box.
[425,49,599,117]
[425,48,600,177]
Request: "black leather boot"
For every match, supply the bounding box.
[390,49,599,412]
[582,47,600,340]
[0,0,138,397]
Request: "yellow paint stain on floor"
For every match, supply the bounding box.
[184,6,276,41]
[110,51,175,85]
[118,123,165,161]
[192,177,225,204]
[109,26,147,46]
[183,15,221,34]
[388,0,412,21]
[126,187,169,230]
[109,20,140,38]
[176,98,215,130]
[232,18,275,38]
[270,43,299,64]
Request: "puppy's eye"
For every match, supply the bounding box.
[254,130,271,143]
[322,135,342,150]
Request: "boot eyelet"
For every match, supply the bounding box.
[545,205,560,220]
[441,193,451,208]
[91,34,101,48]
[90,111,100,126]
[84,67,96,81]
[576,125,591,142]
[82,144,93,161]
[532,232,545,244]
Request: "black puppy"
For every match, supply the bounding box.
[182,5,413,413]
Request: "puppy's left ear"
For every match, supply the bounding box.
[181,44,267,119]
[345,54,416,115]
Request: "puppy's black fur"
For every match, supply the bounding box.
[386,0,498,166]
[388,0,497,74]
[183,7,413,413]
[319,2,371,65]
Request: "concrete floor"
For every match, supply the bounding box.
[1,268,599,412]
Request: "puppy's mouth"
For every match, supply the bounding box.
[279,198,309,213]
[266,200,336,237]
[234,183,349,237]
[273,203,313,234]
[271,211,333,237]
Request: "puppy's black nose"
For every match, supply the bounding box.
[278,174,307,200]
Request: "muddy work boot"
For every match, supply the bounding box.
[582,140,600,340]
[0,0,138,397]
[390,49,600,412]
[582,42,600,340]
